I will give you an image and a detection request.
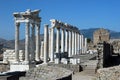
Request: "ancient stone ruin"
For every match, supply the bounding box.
[0,9,89,80]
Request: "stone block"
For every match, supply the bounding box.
[10,62,35,71]
[70,58,77,65]
[54,58,60,64]
[61,58,68,64]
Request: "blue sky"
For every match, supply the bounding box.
[0,0,120,40]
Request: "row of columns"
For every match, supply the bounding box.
[48,19,88,62]
[14,9,41,63]
[15,22,41,62]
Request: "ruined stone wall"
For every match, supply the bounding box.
[103,42,112,67]
[93,28,110,45]
[110,39,120,54]
[3,49,25,64]
[96,66,120,80]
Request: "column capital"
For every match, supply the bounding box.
[15,22,20,27]
[31,23,35,27]
[56,27,60,30]
[44,24,49,27]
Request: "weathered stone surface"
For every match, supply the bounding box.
[20,65,72,80]
[93,28,110,45]
[3,49,25,64]
[48,63,81,72]
[96,66,120,80]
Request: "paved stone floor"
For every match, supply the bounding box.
[73,60,97,80]
[73,73,96,80]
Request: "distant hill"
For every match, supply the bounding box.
[0,34,44,49]
[0,38,7,44]
[80,28,120,40]
[0,29,120,49]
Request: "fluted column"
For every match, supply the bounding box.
[72,31,75,55]
[68,31,72,57]
[61,29,65,53]
[25,22,30,62]
[31,24,35,61]
[15,22,20,62]
[44,24,49,64]
[35,24,40,61]
[56,28,60,53]
[50,28,54,62]
[65,30,68,52]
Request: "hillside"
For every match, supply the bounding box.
[80,28,120,40]
[0,28,120,49]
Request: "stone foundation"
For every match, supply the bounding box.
[10,62,35,71]
[3,49,25,64]
[20,65,72,80]
[48,63,81,72]
[96,66,120,80]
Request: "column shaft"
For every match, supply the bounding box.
[61,29,65,53]
[80,35,82,54]
[36,24,40,61]
[44,25,49,64]
[65,30,68,52]
[25,22,30,62]
[40,41,44,59]
[15,22,20,61]
[56,28,60,53]
[68,31,72,57]
[77,33,80,55]
[84,38,87,53]
[72,31,75,55]
[31,24,35,61]
[81,35,84,54]
[75,32,77,55]
[49,29,51,59]
[50,28,54,62]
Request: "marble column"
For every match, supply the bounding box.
[65,30,68,52]
[56,27,60,64]
[44,24,49,64]
[80,35,82,54]
[72,31,75,55]
[40,41,44,60]
[49,29,51,59]
[35,24,40,61]
[50,28,54,62]
[81,35,84,54]
[56,28,60,53]
[84,38,87,53]
[15,22,20,62]
[61,29,65,53]
[77,33,80,55]
[74,32,77,55]
[68,31,72,57]
[25,22,30,62]
[31,24,35,61]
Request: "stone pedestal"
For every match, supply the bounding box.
[61,58,68,64]
[54,58,60,64]
[10,62,35,71]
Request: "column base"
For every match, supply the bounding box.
[10,61,35,71]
